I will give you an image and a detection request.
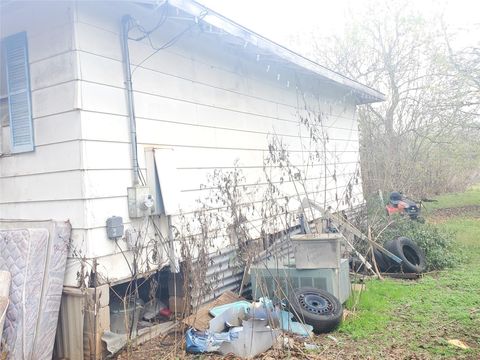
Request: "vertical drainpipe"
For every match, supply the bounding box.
[120,14,178,275]
[121,15,140,186]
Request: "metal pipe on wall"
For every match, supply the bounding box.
[121,15,140,186]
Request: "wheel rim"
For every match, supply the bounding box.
[298,292,335,315]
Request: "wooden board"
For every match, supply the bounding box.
[383,272,420,279]
[182,291,242,331]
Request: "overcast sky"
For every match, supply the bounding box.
[198,0,480,56]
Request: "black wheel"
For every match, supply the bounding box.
[288,287,343,333]
[372,248,392,272]
[384,237,426,273]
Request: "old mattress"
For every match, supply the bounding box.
[0,221,71,360]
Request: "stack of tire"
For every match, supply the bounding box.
[374,236,426,274]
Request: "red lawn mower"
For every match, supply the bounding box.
[386,191,423,221]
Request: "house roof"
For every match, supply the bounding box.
[159,0,385,104]
[122,0,383,104]
[2,0,385,103]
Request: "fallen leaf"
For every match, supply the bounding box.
[304,342,320,351]
[447,339,469,350]
[342,309,354,321]
[327,335,339,343]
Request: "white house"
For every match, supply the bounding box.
[0,0,383,356]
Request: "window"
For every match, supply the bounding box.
[1,31,34,154]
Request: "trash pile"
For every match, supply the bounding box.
[184,290,342,359]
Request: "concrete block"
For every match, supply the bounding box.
[86,284,110,308]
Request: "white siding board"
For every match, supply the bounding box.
[192,106,295,135]
[74,1,156,36]
[176,166,359,193]
[0,141,82,177]
[82,140,132,169]
[75,21,122,62]
[155,145,266,169]
[134,92,196,123]
[84,196,130,230]
[80,225,150,259]
[0,200,85,226]
[132,48,294,108]
[32,81,78,119]
[78,51,124,88]
[81,111,130,142]
[68,230,87,258]
[1,4,73,62]
[28,23,74,63]
[30,51,77,91]
[74,18,331,109]
[1,1,367,287]
[63,249,160,287]
[34,111,81,146]
[137,117,271,149]
[149,145,357,170]
[80,81,126,115]
[174,177,356,215]
[0,170,83,203]
[83,169,131,198]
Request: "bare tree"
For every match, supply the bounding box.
[313,0,480,197]
[444,24,480,122]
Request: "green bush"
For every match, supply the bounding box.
[358,196,457,271]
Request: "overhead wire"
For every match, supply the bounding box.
[124,7,207,186]
[128,3,169,42]
[130,9,208,75]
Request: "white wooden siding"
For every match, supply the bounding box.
[1,1,364,286]
[70,1,364,285]
[0,2,88,287]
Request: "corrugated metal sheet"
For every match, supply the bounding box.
[187,204,364,307]
[188,227,300,307]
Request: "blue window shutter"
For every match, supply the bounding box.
[4,32,34,153]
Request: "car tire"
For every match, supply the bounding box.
[288,287,343,333]
[372,248,392,272]
[384,237,426,273]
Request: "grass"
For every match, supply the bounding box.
[424,184,480,210]
[334,185,480,359]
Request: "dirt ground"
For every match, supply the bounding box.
[427,205,480,222]
[115,324,433,360]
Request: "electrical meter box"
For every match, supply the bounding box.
[127,186,155,218]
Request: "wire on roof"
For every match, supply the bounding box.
[129,2,169,42]
[129,7,208,75]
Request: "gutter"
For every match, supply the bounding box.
[121,15,140,186]
[164,0,385,103]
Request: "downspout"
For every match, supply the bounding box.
[121,15,140,186]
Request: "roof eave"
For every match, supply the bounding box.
[140,0,385,103]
